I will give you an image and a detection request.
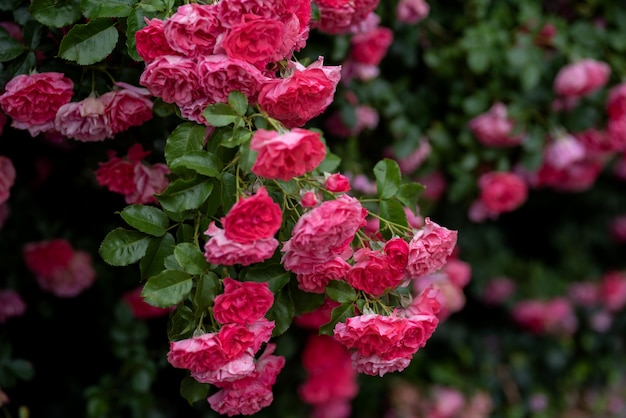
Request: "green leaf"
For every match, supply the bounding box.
[395,183,425,214]
[266,288,294,337]
[157,177,214,212]
[316,151,341,174]
[193,272,220,312]
[467,49,489,74]
[138,0,169,13]
[174,243,209,275]
[0,52,35,85]
[120,205,169,237]
[7,359,34,380]
[169,151,223,177]
[0,28,25,62]
[380,199,408,239]
[202,103,240,127]
[99,228,151,266]
[238,142,256,174]
[325,280,357,303]
[30,0,81,28]
[373,158,401,200]
[0,0,22,11]
[81,0,135,18]
[319,302,355,335]
[241,264,291,294]
[228,91,248,116]
[23,21,43,50]
[164,122,206,165]
[219,126,252,149]
[290,283,325,315]
[180,376,209,406]
[220,172,237,213]
[140,233,175,280]
[141,270,193,307]
[58,18,118,65]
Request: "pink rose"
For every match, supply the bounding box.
[395,138,431,174]
[55,96,113,142]
[384,237,409,272]
[543,134,586,169]
[139,55,201,106]
[0,289,27,324]
[221,15,288,68]
[396,0,430,24]
[204,222,279,266]
[350,26,393,66]
[196,54,268,103]
[325,173,351,192]
[311,0,356,35]
[554,58,611,98]
[300,190,319,207]
[250,128,327,181]
[213,278,274,325]
[135,18,177,62]
[0,72,73,133]
[441,258,471,288]
[257,57,341,128]
[477,171,528,214]
[296,256,351,293]
[468,102,524,147]
[23,239,96,298]
[0,155,16,205]
[598,270,626,312]
[406,217,457,279]
[352,353,411,377]
[607,82,626,120]
[281,195,367,274]
[192,352,256,385]
[567,281,599,307]
[222,187,282,244]
[346,247,405,297]
[512,298,578,335]
[163,3,222,58]
[100,82,153,134]
[167,332,228,374]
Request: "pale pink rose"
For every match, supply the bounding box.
[325,173,351,192]
[406,217,457,279]
[598,270,626,312]
[554,58,611,98]
[431,387,466,417]
[567,281,600,307]
[348,11,380,35]
[257,57,341,128]
[296,256,351,293]
[222,187,282,244]
[543,134,586,169]
[55,96,113,142]
[340,59,380,82]
[350,26,393,66]
[213,278,274,325]
[349,173,377,195]
[139,55,201,106]
[0,72,74,134]
[609,214,626,242]
[23,239,96,298]
[163,3,222,58]
[590,310,613,333]
[250,128,326,180]
[0,289,26,324]
[441,258,471,288]
[481,277,516,306]
[468,102,524,147]
[404,206,424,230]
[122,286,174,319]
[135,18,177,62]
[0,155,16,205]
[396,0,430,24]
[477,171,528,214]
[204,222,279,266]
[100,82,153,134]
[281,195,367,274]
[346,247,405,297]
[300,190,319,207]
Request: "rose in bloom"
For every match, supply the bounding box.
[250,128,327,181]
[100,82,153,134]
[468,102,524,147]
[296,257,351,293]
[221,15,289,68]
[0,289,27,324]
[213,278,274,325]
[598,270,626,312]
[257,57,341,128]
[282,195,367,274]
[477,171,528,215]
[312,0,380,35]
[0,72,74,136]
[406,217,457,279]
[55,96,113,142]
[0,155,16,205]
[350,26,393,66]
[325,173,351,192]
[135,18,177,62]
[204,222,279,266]
[511,298,578,335]
[554,58,611,98]
[396,0,430,24]
[384,237,409,272]
[122,286,174,319]
[222,187,282,244]
[94,144,170,205]
[346,247,406,297]
[162,3,222,58]
[23,238,96,298]
[139,55,201,106]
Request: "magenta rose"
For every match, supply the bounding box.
[406,217,457,279]
[135,18,177,62]
[0,156,16,205]
[0,72,74,132]
[213,278,275,325]
[204,222,279,266]
[55,96,113,142]
[162,3,222,58]
[250,128,327,181]
[101,82,153,134]
[222,186,282,244]
[257,57,341,128]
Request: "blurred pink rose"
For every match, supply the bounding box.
[0,289,26,324]
[55,96,113,142]
[567,281,599,307]
[257,57,341,128]
[162,3,222,58]
[395,138,431,175]
[250,128,326,180]
[607,81,626,120]
[325,105,379,138]
[23,238,96,298]
[406,217,458,279]
[553,58,611,98]
[294,297,340,329]
[598,270,626,312]
[397,0,429,24]
[100,82,153,134]
[350,26,393,66]
[0,155,16,205]
[543,134,586,169]
[481,276,516,306]
[442,258,471,288]
[204,221,279,266]
[511,297,577,335]
[468,102,524,147]
[135,18,176,63]
[477,171,528,215]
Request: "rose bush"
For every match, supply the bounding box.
[1,0,626,417]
